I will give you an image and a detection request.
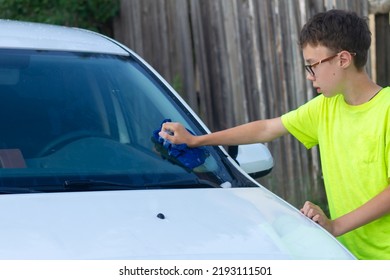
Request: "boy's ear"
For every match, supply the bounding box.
[339,51,354,68]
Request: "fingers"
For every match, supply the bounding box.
[159,122,174,134]
[159,122,174,142]
[300,201,322,220]
[311,214,321,223]
[159,122,185,144]
[300,201,335,235]
[300,201,313,216]
[158,130,173,142]
[161,122,175,133]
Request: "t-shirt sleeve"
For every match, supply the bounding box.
[281,95,323,149]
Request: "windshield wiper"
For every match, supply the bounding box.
[0,178,222,194]
[63,178,221,191]
[142,178,221,189]
[0,181,137,194]
[63,179,138,191]
[0,187,40,194]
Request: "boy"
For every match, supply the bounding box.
[159,9,390,259]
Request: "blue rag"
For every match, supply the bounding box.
[152,119,209,170]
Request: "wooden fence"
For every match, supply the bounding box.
[113,0,388,209]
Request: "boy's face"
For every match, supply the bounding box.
[302,44,344,98]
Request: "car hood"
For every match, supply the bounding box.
[0,187,354,260]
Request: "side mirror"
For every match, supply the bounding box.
[229,143,273,178]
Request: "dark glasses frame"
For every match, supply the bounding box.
[304,52,356,76]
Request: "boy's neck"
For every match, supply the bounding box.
[342,72,382,105]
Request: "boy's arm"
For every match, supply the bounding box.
[301,185,390,236]
[159,117,288,147]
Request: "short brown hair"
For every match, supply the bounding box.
[299,9,371,69]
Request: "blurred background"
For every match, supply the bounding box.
[1,0,389,211]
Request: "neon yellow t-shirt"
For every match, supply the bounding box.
[281,86,390,260]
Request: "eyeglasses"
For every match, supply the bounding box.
[304,52,356,76]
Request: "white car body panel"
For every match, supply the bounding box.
[0,19,128,55]
[0,188,353,260]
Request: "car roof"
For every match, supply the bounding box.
[0,19,129,55]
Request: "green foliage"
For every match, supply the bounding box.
[0,0,120,35]
[172,74,183,95]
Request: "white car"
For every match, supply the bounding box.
[0,19,355,260]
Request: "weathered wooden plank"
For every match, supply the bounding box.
[189,0,214,126]
[223,0,248,127]
[375,13,390,87]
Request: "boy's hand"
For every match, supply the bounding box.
[301,201,335,236]
[159,122,197,147]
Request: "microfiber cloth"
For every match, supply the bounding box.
[152,119,209,170]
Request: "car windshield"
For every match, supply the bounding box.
[0,49,255,193]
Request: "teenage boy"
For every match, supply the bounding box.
[159,9,390,259]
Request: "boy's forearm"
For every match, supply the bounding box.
[192,123,262,147]
[192,118,287,147]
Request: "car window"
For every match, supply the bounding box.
[0,49,255,193]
